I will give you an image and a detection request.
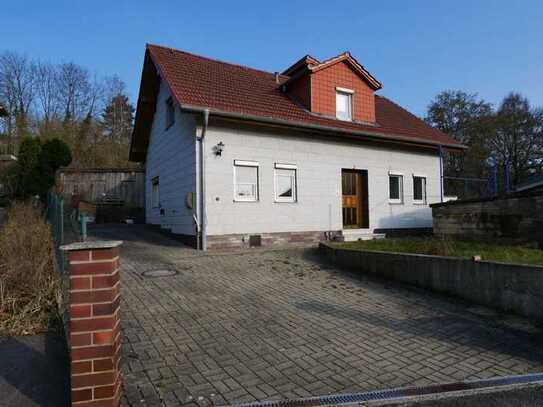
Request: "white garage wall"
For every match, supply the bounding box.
[203,121,441,236]
[145,81,197,235]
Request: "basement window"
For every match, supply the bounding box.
[336,87,353,121]
[389,172,403,204]
[234,160,259,202]
[274,163,297,203]
[165,97,175,129]
[413,175,427,204]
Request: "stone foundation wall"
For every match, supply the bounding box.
[207,230,339,250]
[431,192,543,246]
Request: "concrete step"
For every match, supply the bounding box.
[336,230,386,242]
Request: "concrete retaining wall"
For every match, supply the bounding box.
[319,243,543,322]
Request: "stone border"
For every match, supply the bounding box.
[319,242,543,323]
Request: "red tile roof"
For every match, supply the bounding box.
[145,44,464,150]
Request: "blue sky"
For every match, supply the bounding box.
[3,1,542,116]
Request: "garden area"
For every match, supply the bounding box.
[333,237,543,266]
[0,201,61,335]
[0,136,71,335]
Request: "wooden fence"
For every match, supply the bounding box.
[57,168,145,208]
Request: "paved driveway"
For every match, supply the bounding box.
[89,226,543,407]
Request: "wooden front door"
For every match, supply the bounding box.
[342,169,369,229]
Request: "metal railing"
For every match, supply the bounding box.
[46,192,65,249]
[46,192,87,248]
[442,176,494,201]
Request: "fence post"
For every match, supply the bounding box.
[60,240,123,407]
[60,198,64,246]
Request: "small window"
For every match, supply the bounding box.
[152,177,160,207]
[389,173,403,204]
[336,88,353,121]
[234,160,259,202]
[413,176,427,204]
[165,97,175,129]
[274,163,297,202]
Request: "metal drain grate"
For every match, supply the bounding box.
[142,269,178,278]
[222,373,543,407]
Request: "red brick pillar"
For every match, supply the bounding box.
[61,241,123,407]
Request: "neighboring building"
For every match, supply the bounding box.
[130,44,464,249]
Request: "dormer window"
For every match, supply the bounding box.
[336,87,353,121]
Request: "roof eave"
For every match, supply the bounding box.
[309,53,382,90]
[178,103,466,151]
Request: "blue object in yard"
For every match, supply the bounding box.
[492,165,499,196]
[79,213,90,241]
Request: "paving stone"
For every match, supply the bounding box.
[93,226,543,407]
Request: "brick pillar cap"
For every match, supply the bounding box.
[60,240,123,251]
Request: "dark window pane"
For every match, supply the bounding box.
[414,177,423,201]
[389,176,400,199]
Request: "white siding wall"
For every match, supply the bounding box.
[145,81,197,235]
[204,123,441,236]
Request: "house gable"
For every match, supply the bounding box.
[282,52,381,123]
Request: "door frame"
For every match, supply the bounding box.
[341,169,369,229]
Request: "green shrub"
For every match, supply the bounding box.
[3,137,72,200]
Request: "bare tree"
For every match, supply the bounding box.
[489,93,543,185]
[57,62,92,122]
[0,51,34,138]
[0,50,135,167]
[32,61,60,127]
[425,90,493,178]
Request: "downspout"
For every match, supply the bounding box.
[439,145,444,202]
[196,109,210,250]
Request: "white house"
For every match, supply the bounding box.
[130,44,464,250]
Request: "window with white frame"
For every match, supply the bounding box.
[234,160,259,201]
[336,87,353,121]
[165,97,175,129]
[389,173,403,203]
[413,175,427,204]
[274,163,297,202]
[151,177,160,207]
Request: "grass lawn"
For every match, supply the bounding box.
[333,237,543,266]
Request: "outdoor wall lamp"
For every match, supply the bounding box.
[213,141,225,156]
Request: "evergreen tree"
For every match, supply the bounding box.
[102,94,134,142]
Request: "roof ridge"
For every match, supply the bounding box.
[146,43,289,80]
[311,51,350,68]
[309,51,381,90]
